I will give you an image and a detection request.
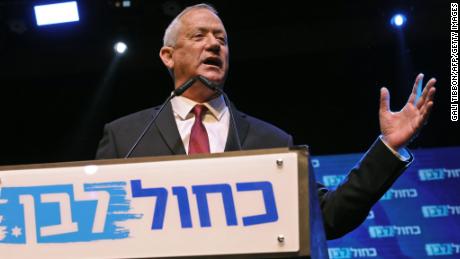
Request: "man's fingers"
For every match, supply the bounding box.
[421,101,434,125]
[380,87,390,113]
[408,73,424,104]
[426,84,436,102]
[420,88,436,116]
[417,78,437,109]
[407,92,417,105]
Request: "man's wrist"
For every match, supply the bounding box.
[379,135,411,161]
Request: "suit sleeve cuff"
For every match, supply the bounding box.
[378,135,413,162]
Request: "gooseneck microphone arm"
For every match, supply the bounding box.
[197,76,242,151]
[124,77,198,158]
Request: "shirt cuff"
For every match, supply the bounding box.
[379,135,412,161]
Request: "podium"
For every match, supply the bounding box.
[0,147,327,259]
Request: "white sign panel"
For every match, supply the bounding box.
[0,152,300,258]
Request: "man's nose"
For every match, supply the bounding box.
[205,35,221,52]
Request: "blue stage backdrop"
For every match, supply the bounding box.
[312,146,460,259]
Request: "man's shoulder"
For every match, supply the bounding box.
[237,110,292,140]
[106,106,159,130]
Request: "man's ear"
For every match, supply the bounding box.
[159,46,174,70]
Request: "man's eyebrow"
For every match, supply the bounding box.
[195,27,226,34]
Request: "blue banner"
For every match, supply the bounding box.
[313,146,460,259]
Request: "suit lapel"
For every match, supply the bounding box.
[155,102,187,155]
[153,100,248,154]
[224,103,249,152]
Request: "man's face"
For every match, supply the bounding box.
[169,9,229,96]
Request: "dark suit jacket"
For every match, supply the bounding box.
[96,102,412,239]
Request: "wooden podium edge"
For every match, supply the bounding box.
[0,148,292,171]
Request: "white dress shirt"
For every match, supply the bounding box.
[170,95,230,154]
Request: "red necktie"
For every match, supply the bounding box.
[188,105,210,154]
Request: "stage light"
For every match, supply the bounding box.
[112,0,131,8]
[122,1,131,8]
[114,42,128,54]
[34,1,80,26]
[391,14,407,27]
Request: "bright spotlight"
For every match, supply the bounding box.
[34,1,79,26]
[114,42,127,54]
[391,14,407,27]
[122,1,131,8]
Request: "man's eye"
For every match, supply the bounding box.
[217,37,226,44]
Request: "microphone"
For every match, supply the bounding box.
[196,75,221,92]
[124,76,198,158]
[173,77,198,96]
[196,75,242,151]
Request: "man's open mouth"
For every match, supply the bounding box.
[202,57,223,68]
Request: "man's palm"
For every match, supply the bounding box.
[379,74,436,150]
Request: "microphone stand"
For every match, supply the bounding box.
[124,77,198,158]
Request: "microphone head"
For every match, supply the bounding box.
[197,75,223,92]
[173,77,197,96]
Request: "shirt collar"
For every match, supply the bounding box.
[171,95,228,121]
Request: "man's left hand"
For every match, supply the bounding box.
[379,73,437,151]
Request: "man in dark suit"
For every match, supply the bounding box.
[96,4,436,239]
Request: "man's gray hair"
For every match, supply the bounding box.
[163,3,218,47]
